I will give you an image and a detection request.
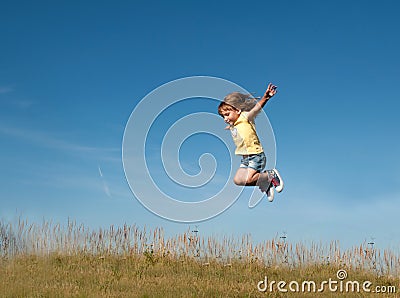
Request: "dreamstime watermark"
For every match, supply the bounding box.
[122,76,276,222]
[257,269,397,294]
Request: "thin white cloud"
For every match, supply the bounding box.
[0,85,35,109]
[13,99,35,109]
[0,86,14,94]
[98,165,104,177]
[16,160,131,200]
[98,165,112,198]
[0,123,127,201]
[0,123,120,157]
[0,98,36,110]
[102,181,112,197]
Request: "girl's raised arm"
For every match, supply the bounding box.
[247,83,277,121]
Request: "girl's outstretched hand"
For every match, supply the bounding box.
[264,83,277,99]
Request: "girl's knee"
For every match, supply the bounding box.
[234,176,255,185]
[233,176,245,186]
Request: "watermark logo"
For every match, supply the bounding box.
[122,76,276,222]
[336,269,347,280]
[257,269,396,294]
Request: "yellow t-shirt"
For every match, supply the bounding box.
[230,112,263,155]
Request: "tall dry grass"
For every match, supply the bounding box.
[1,218,399,276]
[1,218,399,297]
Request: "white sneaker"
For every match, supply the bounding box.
[266,185,275,202]
[268,169,284,193]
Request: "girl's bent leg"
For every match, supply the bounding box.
[233,168,260,186]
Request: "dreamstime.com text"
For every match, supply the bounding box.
[257,270,396,294]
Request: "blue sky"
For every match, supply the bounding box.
[1,1,399,249]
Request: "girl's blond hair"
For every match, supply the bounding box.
[218,92,259,117]
[223,92,257,111]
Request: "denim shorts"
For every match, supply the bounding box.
[239,152,266,172]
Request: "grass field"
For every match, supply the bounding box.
[1,219,399,297]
